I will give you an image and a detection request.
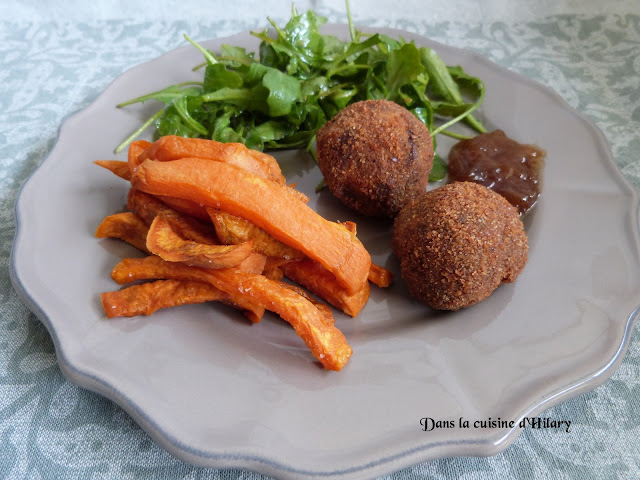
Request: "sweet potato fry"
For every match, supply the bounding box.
[207,208,305,262]
[281,259,370,317]
[127,139,152,174]
[96,213,266,319]
[146,215,254,269]
[95,212,150,253]
[276,281,336,326]
[338,220,358,235]
[137,135,287,185]
[127,189,218,245]
[155,195,211,221]
[111,255,352,370]
[100,279,229,318]
[368,262,394,288]
[209,206,390,290]
[110,255,266,322]
[235,252,268,275]
[132,158,371,296]
[334,220,392,287]
[135,136,308,203]
[94,160,132,181]
[262,264,284,281]
[224,299,265,323]
[286,186,310,204]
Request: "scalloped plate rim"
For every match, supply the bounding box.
[10,23,640,479]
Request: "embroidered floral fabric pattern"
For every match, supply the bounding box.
[2,11,640,480]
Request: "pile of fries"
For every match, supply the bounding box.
[95,135,392,371]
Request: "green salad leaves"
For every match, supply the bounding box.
[116,5,487,181]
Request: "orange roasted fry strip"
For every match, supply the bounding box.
[281,259,370,317]
[94,160,132,181]
[368,262,394,288]
[335,220,392,287]
[109,254,266,323]
[128,139,152,175]
[276,281,336,327]
[285,183,310,203]
[111,256,352,370]
[146,215,254,269]
[132,158,371,296]
[262,264,284,281]
[137,135,287,185]
[127,189,218,245]
[100,279,229,318]
[96,212,264,321]
[235,252,268,275]
[338,221,357,235]
[95,212,150,253]
[217,252,268,322]
[135,135,308,203]
[285,185,310,204]
[209,205,390,290]
[207,208,305,262]
[155,195,211,221]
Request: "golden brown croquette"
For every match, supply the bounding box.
[392,181,528,310]
[316,99,434,217]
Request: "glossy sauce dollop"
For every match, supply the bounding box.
[447,130,545,215]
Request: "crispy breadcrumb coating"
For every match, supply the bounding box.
[316,99,434,217]
[392,181,528,310]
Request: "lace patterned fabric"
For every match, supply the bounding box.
[2,9,640,480]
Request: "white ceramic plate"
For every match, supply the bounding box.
[11,25,640,480]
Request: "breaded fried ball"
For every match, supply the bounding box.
[392,182,528,310]
[316,99,434,217]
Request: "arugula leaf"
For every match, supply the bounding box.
[172,96,208,135]
[420,47,486,133]
[411,106,434,132]
[429,154,447,182]
[284,10,327,61]
[116,83,202,107]
[328,34,380,72]
[201,86,268,113]
[420,46,462,102]
[204,63,243,91]
[262,68,302,116]
[218,44,255,67]
[115,4,489,182]
[385,43,424,103]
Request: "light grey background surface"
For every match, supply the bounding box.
[3,0,638,22]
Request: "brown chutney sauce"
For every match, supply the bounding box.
[447,130,545,215]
